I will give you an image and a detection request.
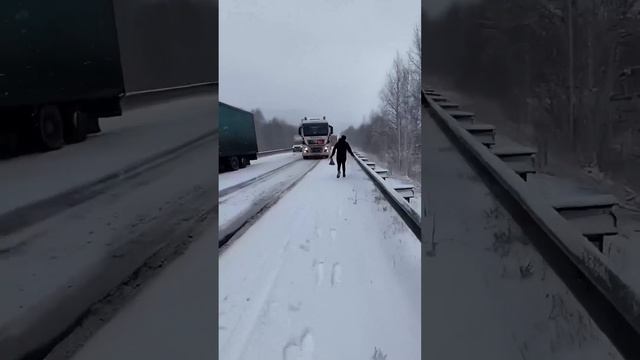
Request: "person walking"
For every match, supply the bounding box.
[330,135,354,178]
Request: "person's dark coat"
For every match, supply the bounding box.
[331,138,354,162]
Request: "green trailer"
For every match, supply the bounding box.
[0,0,217,153]
[0,0,125,150]
[219,102,258,171]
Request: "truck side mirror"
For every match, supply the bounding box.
[298,127,302,136]
[329,126,333,134]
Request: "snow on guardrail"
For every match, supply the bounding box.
[351,151,420,239]
[423,88,640,355]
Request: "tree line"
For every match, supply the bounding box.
[343,26,422,180]
[424,0,640,186]
[252,109,298,151]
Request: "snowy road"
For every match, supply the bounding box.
[421,110,621,359]
[58,225,219,360]
[58,159,420,360]
[0,93,215,217]
[219,152,301,193]
[220,161,421,359]
[219,159,316,245]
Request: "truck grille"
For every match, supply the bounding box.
[311,147,322,153]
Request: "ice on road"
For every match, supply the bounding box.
[220,160,421,359]
[219,152,300,193]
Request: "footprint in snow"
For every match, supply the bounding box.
[372,347,388,359]
[331,263,342,287]
[330,228,337,241]
[283,329,315,360]
[313,260,325,287]
[288,301,302,312]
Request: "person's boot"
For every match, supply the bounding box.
[337,171,340,178]
[343,172,346,178]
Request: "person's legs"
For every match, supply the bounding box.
[336,161,342,178]
[340,160,346,177]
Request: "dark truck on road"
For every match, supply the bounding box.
[0,0,217,153]
[219,102,258,171]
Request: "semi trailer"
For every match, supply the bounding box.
[0,0,217,152]
[219,102,258,171]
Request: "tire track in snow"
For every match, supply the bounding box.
[221,207,309,360]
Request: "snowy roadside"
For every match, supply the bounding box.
[437,89,640,300]
[351,151,421,215]
[422,110,620,359]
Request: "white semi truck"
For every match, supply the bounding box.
[298,116,334,159]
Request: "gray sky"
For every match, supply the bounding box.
[220,0,419,134]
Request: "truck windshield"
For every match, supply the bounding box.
[302,123,329,136]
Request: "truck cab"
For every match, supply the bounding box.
[298,116,333,159]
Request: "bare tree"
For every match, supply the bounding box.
[346,25,421,180]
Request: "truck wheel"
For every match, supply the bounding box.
[239,157,248,168]
[35,105,64,151]
[229,156,240,171]
[63,109,88,143]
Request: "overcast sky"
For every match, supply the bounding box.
[220,0,419,134]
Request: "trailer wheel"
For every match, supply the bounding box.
[35,105,64,151]
[239,157,248,168]
[63,109,88,143]
[229,156,240,171]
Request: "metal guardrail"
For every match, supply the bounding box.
[120,82,217,110]
[351,152,421,239]
[423,89,640,358]
[124,82,217,97]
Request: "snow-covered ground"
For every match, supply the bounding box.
[220,161,421,359]
[0,132,216,359]
[64,225,219,360]
[219,152,301,193]
[422,111,621,359]
[353,151,421,215]
[0,93,215,217]
[219,160,317,239]
[42,157,419,360]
